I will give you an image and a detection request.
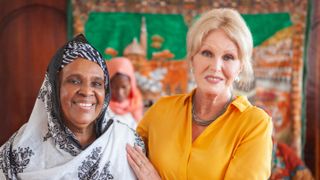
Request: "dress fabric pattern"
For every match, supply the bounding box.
[78,147,114,180]
[0,34,143,180]
[0,134,34,179]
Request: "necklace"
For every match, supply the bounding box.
[192,93,233,126]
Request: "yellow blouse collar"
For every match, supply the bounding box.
[187,89,252,113]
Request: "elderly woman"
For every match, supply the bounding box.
[0,34,144,179]
[126,8,273,179]
[107,57,143,125]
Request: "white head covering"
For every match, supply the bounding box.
[0,34,144,180]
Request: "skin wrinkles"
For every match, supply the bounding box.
[59,58,105,147]
[191,29,242,122]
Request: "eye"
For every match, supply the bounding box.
[222,54,235,61]
[67,78,80,84]
[200,50,213,58]
[92,81,103,88]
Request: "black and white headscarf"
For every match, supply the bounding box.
[0,34,144,180]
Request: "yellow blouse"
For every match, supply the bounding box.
[137,91,273,180]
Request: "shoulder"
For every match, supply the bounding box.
[231,96,272,136]
[233,96,271,122]
[106,108,137,128]
[245,106,271,121]
[109,119,145,150]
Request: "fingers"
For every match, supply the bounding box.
[126,144,145,178]
[126,144,145,169]
[126,144,162,180]
[127,150,140,174]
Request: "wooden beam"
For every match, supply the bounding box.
[305,0,320,178]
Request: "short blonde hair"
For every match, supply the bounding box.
[187,8,253,86]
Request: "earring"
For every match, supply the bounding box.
[234,76,240,82]
[190,67,194,74]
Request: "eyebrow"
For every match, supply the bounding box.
[92,76,104,82]
[201,44,238,53]
[65,74,104,81]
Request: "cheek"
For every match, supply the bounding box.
[125,86,132,96]
[97,90,105,104]
[225,63,241,78]
[59,87,70,104]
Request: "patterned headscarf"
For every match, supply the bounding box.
[43,34,111,154]
[0,34,144,180]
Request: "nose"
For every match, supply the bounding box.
[78,83,94,96]
[209,57,222,72]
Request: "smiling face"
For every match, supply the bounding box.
[191,29,242,96]
[59,58,105,132]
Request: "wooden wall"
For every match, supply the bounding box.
[305,0,320,178]
[0,0,67,144]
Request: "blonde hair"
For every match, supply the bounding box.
[187,8,253,86]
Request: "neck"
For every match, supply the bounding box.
[66,122,97,148]
[193,89,232,121]
[74,128,96,148]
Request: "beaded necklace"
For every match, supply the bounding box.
[192,94,233,126]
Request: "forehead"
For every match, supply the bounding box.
[111,73,130,84]
[202,29,238,52]
[61,58,104,77]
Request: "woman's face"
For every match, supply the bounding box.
[191,29,242,96]
[110,74,131,103]
[59,58,105,131]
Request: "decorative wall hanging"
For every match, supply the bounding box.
[70,0,308,156]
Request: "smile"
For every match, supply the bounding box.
[205,75,223,84]
[73,102,95,110]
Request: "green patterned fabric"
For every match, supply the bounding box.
[84,12,292,60]
[85,12,187,60]
[242,13,292,46]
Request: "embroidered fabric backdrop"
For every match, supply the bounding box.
[69,0,308,156]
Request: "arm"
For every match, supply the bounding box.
[225,116,273,180]
[126,101,161,180]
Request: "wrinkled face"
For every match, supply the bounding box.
[59,58,105,131]
[191,29,242,96]
[110,73,131,103]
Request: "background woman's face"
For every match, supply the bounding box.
[191,29,242,96]
[59,58,105,131]
[110,74,131,103]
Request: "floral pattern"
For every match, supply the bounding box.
[0,134,34,180]
[78,147,114,180]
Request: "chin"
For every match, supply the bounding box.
[74,116,97,125]
[198,86,221,95]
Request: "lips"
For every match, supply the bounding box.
[73,101,96,110]
[204,75,223,84]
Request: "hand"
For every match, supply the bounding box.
[126,144,161,180]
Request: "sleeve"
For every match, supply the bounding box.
[224,114,273,180]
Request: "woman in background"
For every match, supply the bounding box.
[0,34,143,179]
[127,8,273,179]
[107,57,143,125]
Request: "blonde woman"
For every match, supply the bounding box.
[127,8,273,179]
